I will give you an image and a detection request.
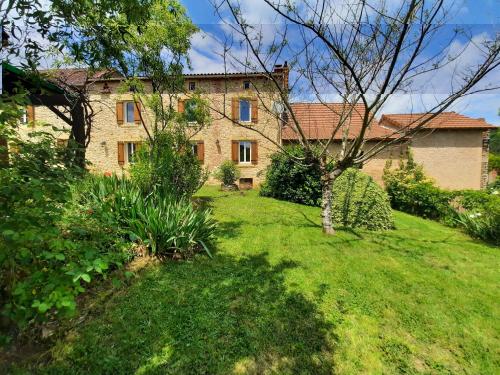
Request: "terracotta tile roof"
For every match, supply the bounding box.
[40,68,119,87]
[380,112,496,130]
[282,103,398,140]
[40,69,277,87]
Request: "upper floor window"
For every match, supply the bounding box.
[239,141,251,163]
[239,99,251,122]
[185,100,198,123]
[188,81,196,91]
[125,102,135,123]
[243,81,251,90]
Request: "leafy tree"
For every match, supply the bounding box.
[490,128,500,155]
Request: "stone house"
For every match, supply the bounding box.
[21,65,289,188]
[19,66,495,190]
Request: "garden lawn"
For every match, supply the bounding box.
[11,187,500,374]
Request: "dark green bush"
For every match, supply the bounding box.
[331,168,394,230]
[214,160,240,186]
[260,146,322,206]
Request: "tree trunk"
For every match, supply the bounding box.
[320,167,344,235]
[70,102,87,168]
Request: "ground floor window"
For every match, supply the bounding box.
[126,142,137,164]
[239,141,251,163]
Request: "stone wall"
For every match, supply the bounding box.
[20,76,281,187]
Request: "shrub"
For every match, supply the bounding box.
[80,175,217,259]
[383,152,454,220]
[214,160,240,186]
[452,190,494,212]
[126,196,217,258]
[0,135,130,332]
[331,168,394,230]
[260,146,322,206]
[489,153,500,172]
[487,177,500,193]
[130,129,207,199]
[457,199,500,246]
[383,151,499,245]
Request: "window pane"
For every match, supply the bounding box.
[245,143,251,162]
[239,141,251,163]
[239,143,245,162]
[240,100,250,122]
[127,143,136,163]
[185,100,197,122]
[126,102,135,123]
[192,143,198,156]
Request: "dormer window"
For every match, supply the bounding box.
[243,81,251,90]
[188,81,196,91]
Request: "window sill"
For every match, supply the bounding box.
[119,123,140,127]
[237,163,256,168]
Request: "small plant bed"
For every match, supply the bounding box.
[4,187,499,374]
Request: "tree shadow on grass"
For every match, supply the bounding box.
[41,254,335,374]
[216,220,244,239]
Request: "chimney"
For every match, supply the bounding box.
[273,61,289,91]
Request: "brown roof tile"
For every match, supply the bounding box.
[40,68,119,87]
[380,112,495,130]
[282,103,398,140]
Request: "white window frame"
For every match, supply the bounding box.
[126,142,137,164]
[124,101,135,124]
[239,141,251,164]
[243,81,251,90]
[239,99,251,123]
[188,81,196,91]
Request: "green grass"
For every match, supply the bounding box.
[9,187,500,374]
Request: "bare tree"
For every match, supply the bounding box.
[208,0,500,234]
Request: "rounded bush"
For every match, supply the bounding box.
[331,168,394,230]
[260,146,322,206]
[214,160,240,186]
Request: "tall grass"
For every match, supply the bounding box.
[80,175,217,258]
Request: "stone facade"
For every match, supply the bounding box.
[21,73,284,187]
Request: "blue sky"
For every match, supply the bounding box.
[180,0,500,124]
